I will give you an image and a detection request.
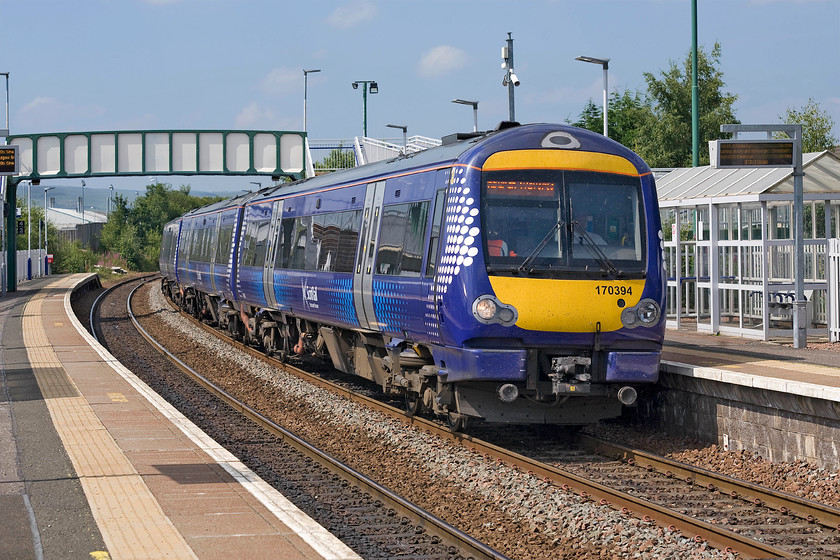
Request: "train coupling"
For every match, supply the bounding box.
[549,356,592,394]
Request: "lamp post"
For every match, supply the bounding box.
[351,80,378,137]
[81,180,86,224]
[385,124,407,153]
[44,186,55,275]
[303,68,321,135]
[575,55,610,137]
[452,99,479,132]
[108,184,113,216]
[500,33,519,122]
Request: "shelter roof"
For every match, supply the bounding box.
[655,151,840,205]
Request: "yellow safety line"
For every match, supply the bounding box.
[23,276,196,560]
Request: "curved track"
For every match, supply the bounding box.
[149,280,840,559]
[92,276,511,560]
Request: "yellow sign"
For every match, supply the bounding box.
[0,145,17,175]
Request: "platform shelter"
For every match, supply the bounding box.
[657,150,840,341]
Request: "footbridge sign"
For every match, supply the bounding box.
[6,129,306,183]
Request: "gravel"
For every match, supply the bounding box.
[130,281,737,560]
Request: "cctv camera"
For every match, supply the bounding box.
[509,72,520,87]
[502,75,509,87]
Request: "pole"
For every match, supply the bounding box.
[44,187,53,275]
[1,72,9,295]
[506,33,515,122]
[792,125,806,348]
[691,0,700,166]
[362,85,368,137]
[602,63,609,137]
[27,180,31,280]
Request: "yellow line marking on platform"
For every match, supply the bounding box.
[23,276,197,560]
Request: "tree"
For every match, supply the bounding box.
[779,98,838,153]
[636,42,739,167]
[571,89,654,152]
[99,183,222,271]
[314,147,356,172]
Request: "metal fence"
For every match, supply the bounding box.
[16,249,48,282]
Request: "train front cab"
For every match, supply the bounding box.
[436,135,665,425]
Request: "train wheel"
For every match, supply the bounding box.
[404,392,421,417]
[446,412,467,433]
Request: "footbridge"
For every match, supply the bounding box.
[2,129,306,292]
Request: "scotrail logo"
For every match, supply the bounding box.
[302,280,319,309]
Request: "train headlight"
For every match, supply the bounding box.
[472,295,518,326]
[620,298,660,329]
[636,299,661,324]
[475,298,497,320]
[621,308,637,327]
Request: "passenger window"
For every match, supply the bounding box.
[425,189,446,278]
[375,201,430,276]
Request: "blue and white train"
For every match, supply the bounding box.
[160,123,666,430]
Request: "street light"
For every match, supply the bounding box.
[303,68,321,135]
[108,184,114,215]
[351,80,379,137]
[44,187,55,275]
[385,124,407,153]
[575,55,610,137]
[81,180,86,224]
[452,99,479,132]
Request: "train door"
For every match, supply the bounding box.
[262,200,283,308]
[208,213,221,294]
[353,181,386,330]
[421,174,450,345]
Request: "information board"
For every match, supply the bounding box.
[0,145,18,175]
[710,139,794,168]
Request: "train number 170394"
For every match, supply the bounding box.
[596,285,632,296]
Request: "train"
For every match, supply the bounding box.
[159,122,666,430]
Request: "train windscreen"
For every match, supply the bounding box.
[482,170,646,277]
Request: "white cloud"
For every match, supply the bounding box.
[235,101,275,128]
[327,0,377,29]
[18,96,106,131]
[234,101,298,130]
[259,67,300,96]
[417,46,469,78]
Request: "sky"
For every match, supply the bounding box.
[1,0,838,198]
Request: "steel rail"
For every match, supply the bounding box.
[122,279,511,560]
[161,289,792,559]
[579,434,840,531]
[89,273,158,343]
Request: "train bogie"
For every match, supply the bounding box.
[160,123,665,430]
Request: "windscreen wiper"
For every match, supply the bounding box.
[571,220,620,277]
[517,219,564,274]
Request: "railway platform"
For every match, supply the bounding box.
[657,327,840,470]
[0,274,360,560]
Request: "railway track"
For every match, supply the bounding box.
[143,282,840,559]
[91,276,511,560]
[90,276,840,559]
